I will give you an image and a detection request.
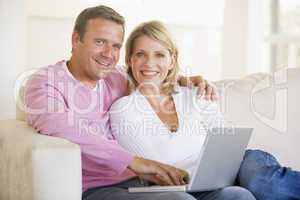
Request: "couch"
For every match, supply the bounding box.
[0,68,299,200]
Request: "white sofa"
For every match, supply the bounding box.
[0,68,299,200]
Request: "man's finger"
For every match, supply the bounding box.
[166,169,182,185]
[186,79,194,89]
[155,167,175,186]
[205,85,213,100]
[211,86,219,101]
[196,81,206,97]
[160,165,186,185]
[141,174,165,186]
[179,169,190,184]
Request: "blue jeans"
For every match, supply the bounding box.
[238,149,300,200]
[82,150,300,200]
[82,178,255,200]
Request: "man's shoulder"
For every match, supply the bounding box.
[39,60,66,74]
[105,67,127,85]
[27,60,69,84]
[104,67,128,101]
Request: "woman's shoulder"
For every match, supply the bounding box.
[110,90,140,114]
[110,94,132,112]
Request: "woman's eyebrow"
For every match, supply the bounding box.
[154,50,168,53]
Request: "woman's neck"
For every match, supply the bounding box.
[138,85,167,101]
[137,84,178,133]
[138,85,173,113]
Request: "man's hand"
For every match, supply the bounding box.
[178,75,218,101]
[128,156,188,186]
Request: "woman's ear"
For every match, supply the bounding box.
[126,57,132,69]
[168,53,176,70]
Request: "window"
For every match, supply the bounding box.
[267,0,300,70]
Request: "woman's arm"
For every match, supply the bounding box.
[109,97,162,162]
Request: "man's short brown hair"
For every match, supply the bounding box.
[74,5,125,40]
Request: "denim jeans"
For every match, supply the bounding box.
[82,149,300,200]
[82,178,255,200]
[238,149,300,200]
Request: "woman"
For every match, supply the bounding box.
[110,21,300,200]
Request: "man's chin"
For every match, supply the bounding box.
[97,70,113,79]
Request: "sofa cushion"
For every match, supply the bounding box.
[215,68,300,170]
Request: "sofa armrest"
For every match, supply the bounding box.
[0,120,82,200]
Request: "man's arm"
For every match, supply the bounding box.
[177,75,218,101]
[24,72,134,175]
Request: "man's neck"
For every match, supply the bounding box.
[67,59,97,89]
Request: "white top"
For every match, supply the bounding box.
[110,86,224,171]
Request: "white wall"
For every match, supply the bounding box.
[0,0,269,119]
[27,17,73,68]
[222,0,248,79]
[0,0,27,119]
[26,0,225,77]
[222,0,269,79]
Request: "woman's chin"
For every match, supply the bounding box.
[137,81,162,91]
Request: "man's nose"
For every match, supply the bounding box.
[101,45,113,57]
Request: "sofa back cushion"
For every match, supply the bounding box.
[215,68,300,170]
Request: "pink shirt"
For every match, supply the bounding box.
[25,60,136,192]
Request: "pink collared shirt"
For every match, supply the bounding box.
[25,60,135,192]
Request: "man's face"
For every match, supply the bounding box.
[72,17,123,83]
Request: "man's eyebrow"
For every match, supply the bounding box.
[114,42,122,47]
[94,38,106,41]
[134,49,146,52]
[114,42,122,46]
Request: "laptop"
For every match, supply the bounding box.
[128,127,253,193]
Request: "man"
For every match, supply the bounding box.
[25,5,255,200]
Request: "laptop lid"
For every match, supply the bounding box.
[187,127,253,192]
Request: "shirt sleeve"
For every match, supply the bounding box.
[24,70,134,175]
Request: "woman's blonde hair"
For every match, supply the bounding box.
[125,20,179,95]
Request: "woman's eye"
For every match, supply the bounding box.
[157,53,165,58]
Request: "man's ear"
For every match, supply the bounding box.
[72,32,81,50]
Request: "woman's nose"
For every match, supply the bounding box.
[145,56,156,68]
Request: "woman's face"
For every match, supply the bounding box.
[129,35,174,89]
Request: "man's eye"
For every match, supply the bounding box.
[95,40,105,45]
[113,45,122,50]
[136,52,144,57]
